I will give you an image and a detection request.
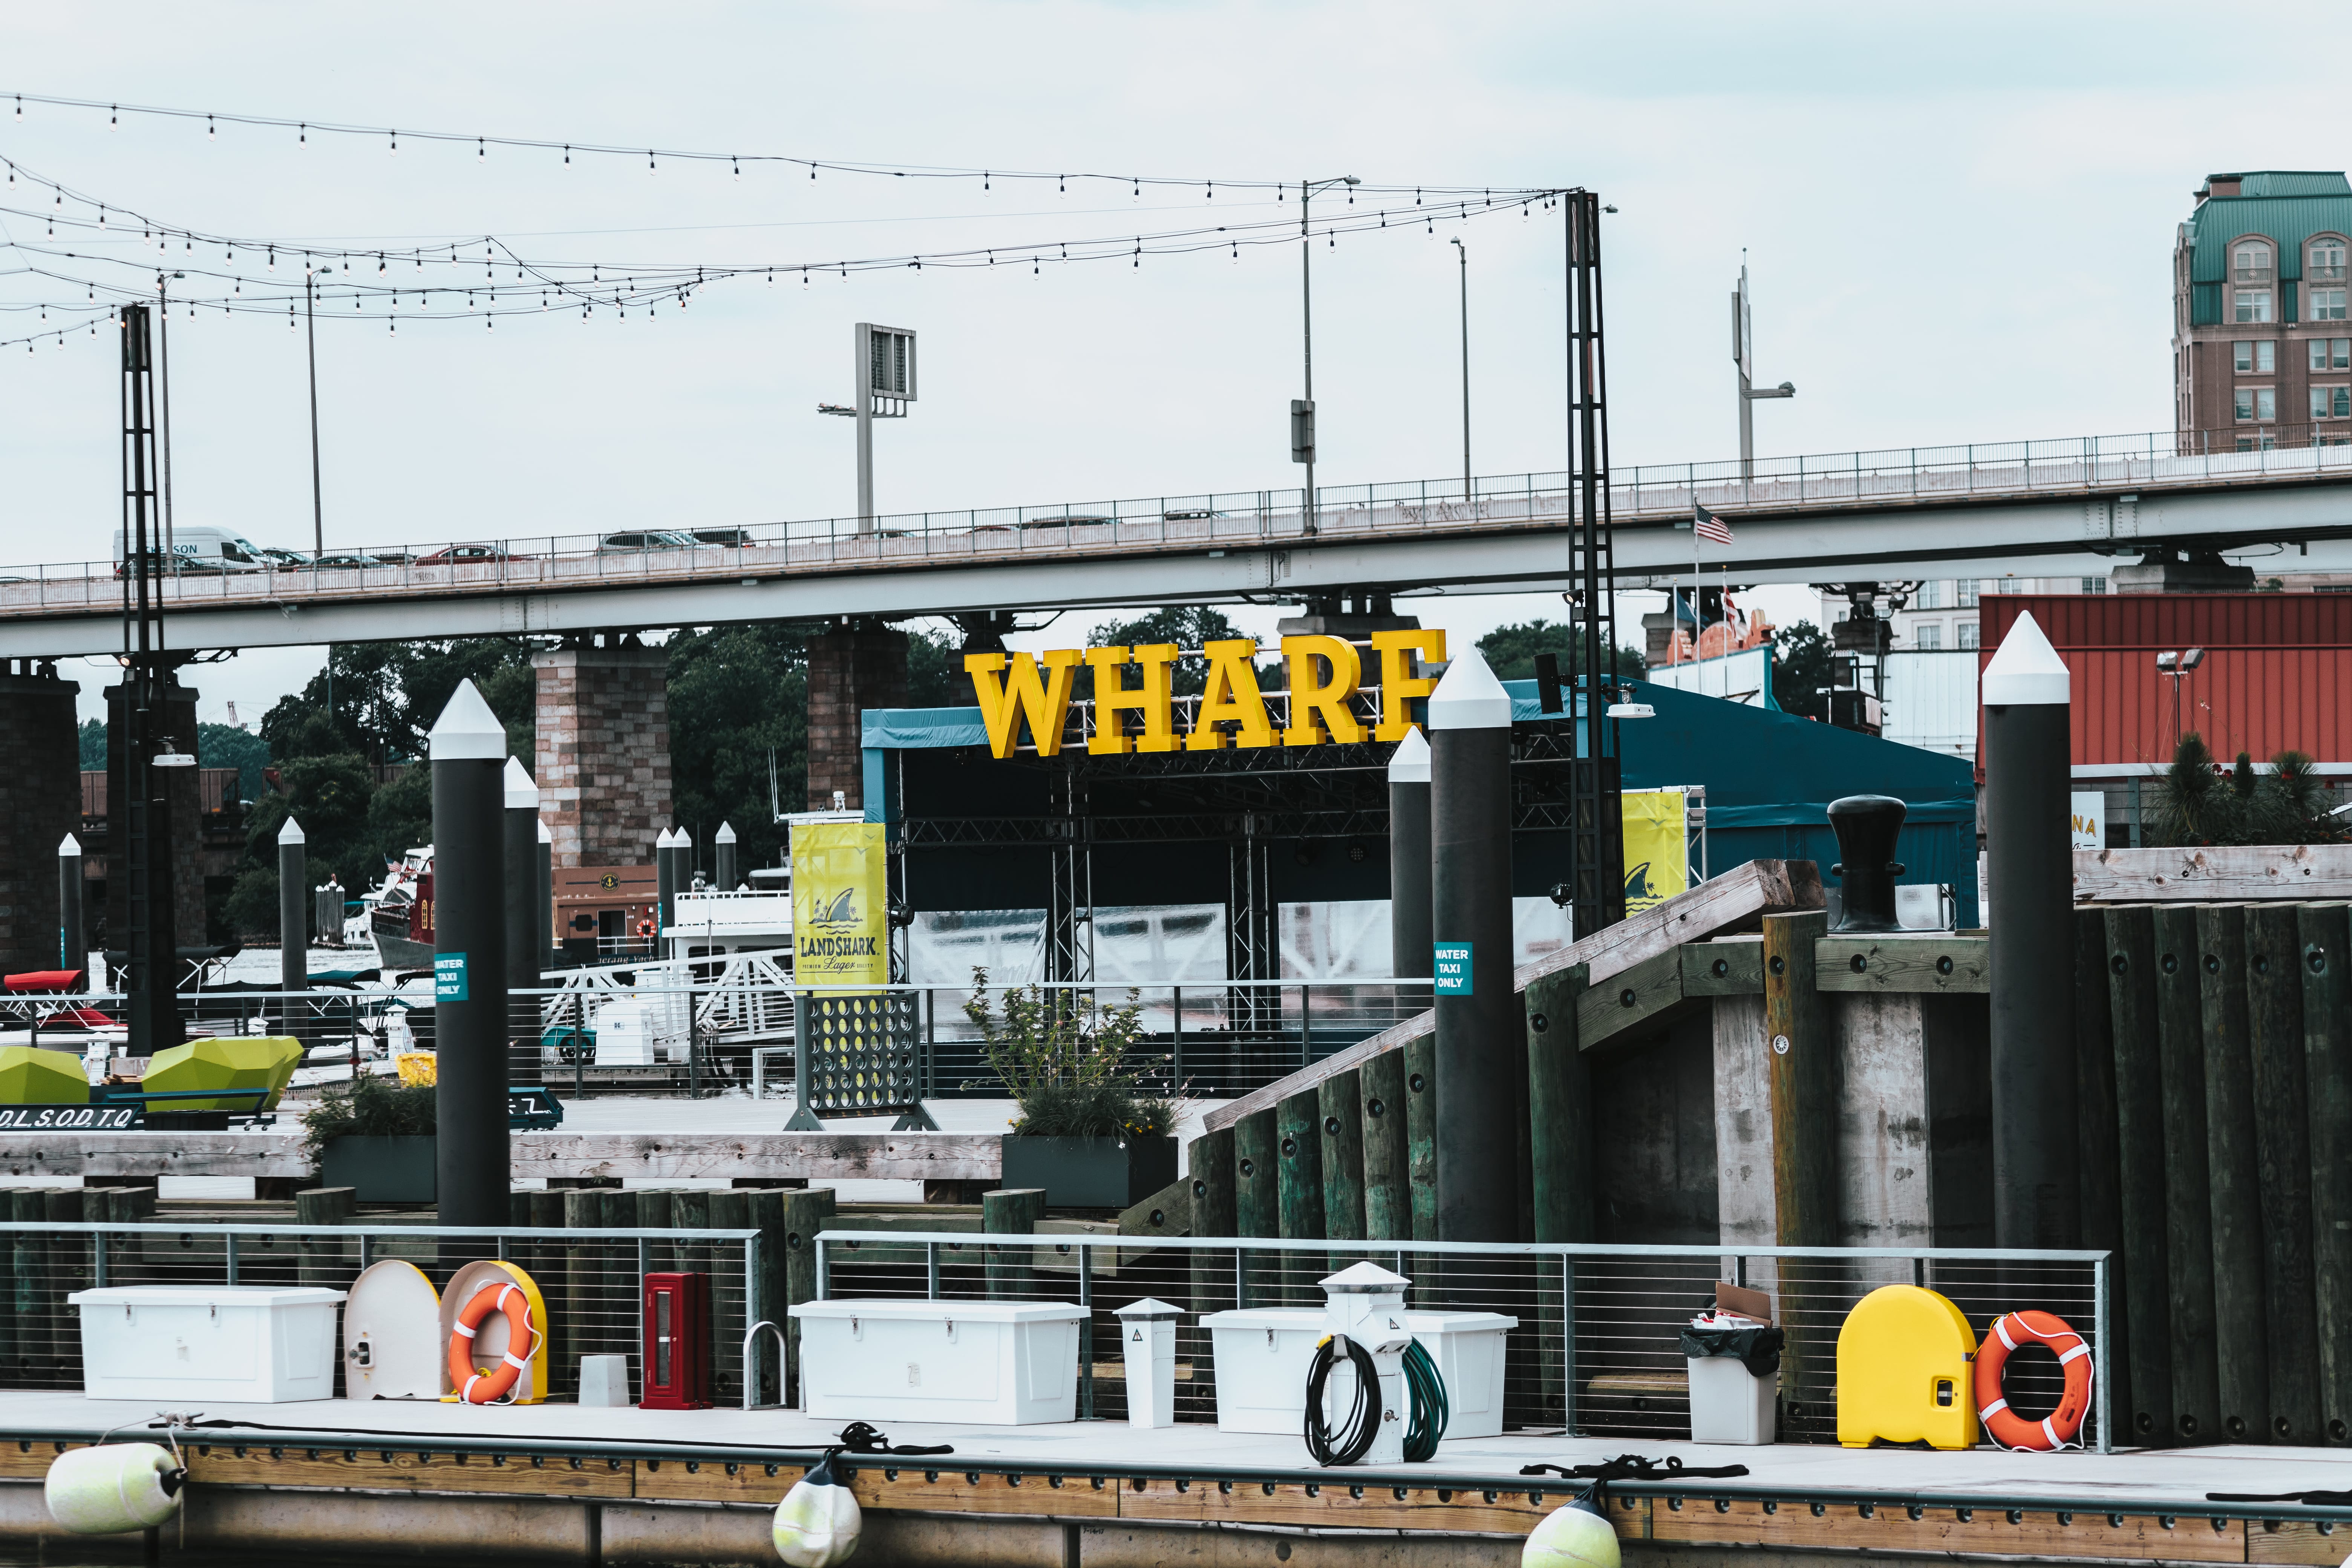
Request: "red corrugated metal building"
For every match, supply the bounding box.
[1977,594,2352,769]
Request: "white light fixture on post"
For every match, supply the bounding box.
[818,322,916,529]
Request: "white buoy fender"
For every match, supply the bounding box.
[1523,1494,1619,1568]
[772,1451,861,1567]
[45,1443,184,1535]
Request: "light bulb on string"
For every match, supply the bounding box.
[564,144,571,165]
[478,138,485,161]
[647,150,656,175]
[109,105,116,131]
[984,172,991,191]
[389,130,398,155]
[732,156,740,178]
[97,206,106,227]
[207,115,214,140]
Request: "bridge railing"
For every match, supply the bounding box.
[10,424,2352,608]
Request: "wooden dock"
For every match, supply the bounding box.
[0,1392,2346,1566]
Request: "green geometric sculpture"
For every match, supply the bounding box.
[0,1045,90,1105]
[140,1036,306,1112]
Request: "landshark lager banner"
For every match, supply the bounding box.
[1620,787,1689,914]
[790,821,889,985]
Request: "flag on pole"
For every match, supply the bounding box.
[1693,501,1733,545]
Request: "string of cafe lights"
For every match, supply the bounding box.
[0,151,1575,354]
[1,88,1547,202]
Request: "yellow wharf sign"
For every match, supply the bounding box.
[964,630,1448,760]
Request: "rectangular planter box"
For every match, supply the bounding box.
[320,1135,436,1204]
[789,1298,1087,1424]
[999,1134,1176,1209]
[70,1285,346,1402]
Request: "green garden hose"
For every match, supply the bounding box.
[1403,1339,1449,1462]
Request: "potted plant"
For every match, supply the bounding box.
[303,1074,438,1204]
[967,970,1178,1209]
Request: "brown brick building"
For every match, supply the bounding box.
[2174,171,2352,451]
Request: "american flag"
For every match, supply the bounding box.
[1693,502,1733,545]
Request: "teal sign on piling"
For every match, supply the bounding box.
[435,952,469,1001]
[1433,943,1472,995]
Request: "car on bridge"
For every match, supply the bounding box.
[687,527,755,547]
[111,525,273,576]
[597,530,705,554]
[413,544,520,565]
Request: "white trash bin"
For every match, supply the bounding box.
[1199,1307,1323,1433]
[1403,1311,1518,1439]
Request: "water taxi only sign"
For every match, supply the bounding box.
[1433,943,1472,994]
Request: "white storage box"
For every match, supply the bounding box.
[1202,1307,1520,1439]
[1404,1311,1517,1439]
[1199,1308,1323,1433]
[69,1285,346,1403]
[1687,1354,1776,1444]
[789,1299,1086,1425]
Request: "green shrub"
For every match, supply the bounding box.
[300,1073,436,1165]
[963,970,1173,1139]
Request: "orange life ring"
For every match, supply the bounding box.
[1973,1309,2092,1450]
[448,1281,539,1405]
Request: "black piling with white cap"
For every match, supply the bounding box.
[504,759,542,1085]
[278,817,308,1034]
[429,678,510,1228]
[536,820,553,968]
[57,834,84,981]
[1389,729,1432,981]
[655,827,680,939]
[1427,646,1517,1243]
[1983,611,2081,1250]
[715,821,739,893]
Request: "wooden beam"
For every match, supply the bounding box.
[1682,936,1764,996]
[1763,910,1835,1248]
[1572,945,1686,1050]
[1200,858,1819,1132]
[1815,935,1990,994]
[2076,844,2352,903]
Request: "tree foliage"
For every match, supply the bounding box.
[197,723,270,802]
[665,622,813,877]
[1086,606,1259,696]
[1770,622,1837,719]
[78,718,105,770]
[1476,619,1646,683]
[261,640,534,766]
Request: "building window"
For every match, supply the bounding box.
[2081,577,2107,594]
[1956,579,1980,609]
[1915,624,1942,651]
[2237,387,2277,421]
[2235,289,2274,323]
[1957,621,1980,651]
[1914,580,1943,610]
[2315,288,2350,322]
[2238,432,2280,451]
[2235,242,2275,283]
[2236,340,2276,373]
[2314,236,2348,282]
[2315,386,2351,420]
[2311,338,2352,371]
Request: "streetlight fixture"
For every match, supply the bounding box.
[1451,237,1470,501]
[818,322,915,528]
[2156,646,2206,747]
[1294,176,1359,537]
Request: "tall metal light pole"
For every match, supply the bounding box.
[1451,238,1470,500]
[819,323,915,530]
[1294,176,1359,537]
[155,271,182,560]
[305,259,324,556]
[1732,261,1795,495]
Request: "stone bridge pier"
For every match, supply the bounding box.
[533,635,673,869]
[0,662,81,974]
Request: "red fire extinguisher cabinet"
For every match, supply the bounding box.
[641,1271,712,1410]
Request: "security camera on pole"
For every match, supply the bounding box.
[277,817,308,1038]
[1427,647,1516,1242]
[1982,612,2080,1251]
[429,679,510,1231]
[503,759,541,1086]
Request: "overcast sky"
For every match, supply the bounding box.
[1,2,2334,726]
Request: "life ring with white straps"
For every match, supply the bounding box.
[447,1281,540,1405]
[1973,1309,2092,1450]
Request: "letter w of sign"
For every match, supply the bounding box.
[965,651,1083,759]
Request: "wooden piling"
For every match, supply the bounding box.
[2102,905,2174,1444]
[2245,902,2321,1444]
[1315,1070,1367,1245]
[2151,904,2222,1443]
[1358,1049,1410,1243]
[1276,1089,1325,1299]
[9,1192,43,1380]
[296,1187,355,1292]
[2194,903,2269,1442]
[742,1188,786,1405]
[778,1186,836,1401]
[2296,902,2352,1446]
[707,1190,749,1406]
[983,1188,1044,1301]
[1186,1125,1236,1314]
[1762,911,1835,1246]
[1234,1106,1279,1244]
[2073,907,2131,1430]
[1524,964,1595,1244]
[636,1189,676,1277]
[1404,1035,1438,1242]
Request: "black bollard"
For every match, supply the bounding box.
[1983,612,2081,1251]
[57,833,84,981]
[536,821,553,970]
[277,817,308,1036]
[429,679,511,1230]
[503,759,542,1086]
[1389,729,1432,980]
[1827,795,1908,934]
[715,821,739,893]
[1428,647,1517,1243]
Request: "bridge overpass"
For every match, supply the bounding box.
[6,427,2352,657]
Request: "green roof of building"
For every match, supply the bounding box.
[2187,171,2352,285]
